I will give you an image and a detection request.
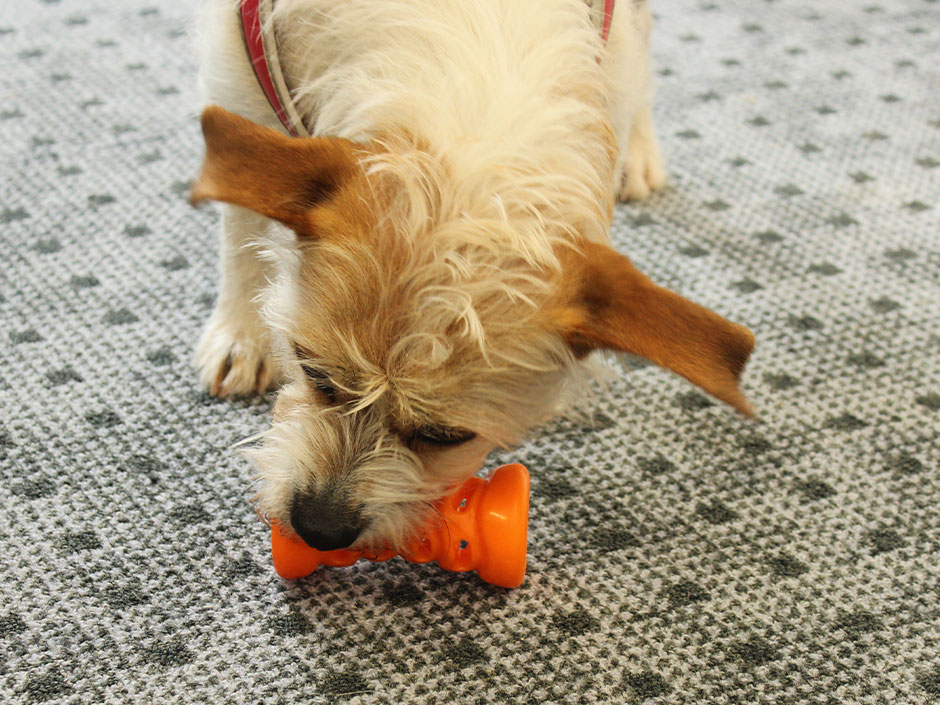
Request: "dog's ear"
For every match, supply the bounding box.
[190,106,361,238]
[553,240,755,415]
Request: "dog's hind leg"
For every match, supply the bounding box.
[618,103,667,201]
[604,0,667,201]
[195,204,281,397]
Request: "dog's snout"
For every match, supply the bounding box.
[290,492,363,551]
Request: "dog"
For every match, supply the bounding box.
[189,0,754,554]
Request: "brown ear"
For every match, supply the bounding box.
[190,106,361,237]
[554,241,755,416]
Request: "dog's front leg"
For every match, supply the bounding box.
[195,204,280,397]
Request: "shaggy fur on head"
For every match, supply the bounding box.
[191,0,753,552]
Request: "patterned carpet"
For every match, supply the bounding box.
[1,1,938,703]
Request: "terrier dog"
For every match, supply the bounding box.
[190,0,754,554]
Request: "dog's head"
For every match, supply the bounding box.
[192,107,754,551]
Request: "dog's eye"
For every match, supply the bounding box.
[301,365,339,402]
[292,343,341,403]
[411,426,477,447]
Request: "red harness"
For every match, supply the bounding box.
[240,0,616,137]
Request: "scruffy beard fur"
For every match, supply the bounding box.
[190,0,755,553]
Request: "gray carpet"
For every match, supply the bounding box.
[2,1,939,703]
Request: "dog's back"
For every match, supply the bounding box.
[198,0,618,253]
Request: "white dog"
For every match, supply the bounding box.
[190,0,753,553]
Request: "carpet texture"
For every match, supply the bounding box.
[1,1,939,703]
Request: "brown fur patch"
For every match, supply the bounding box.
[190,106,369,239]
[552,240,755,415]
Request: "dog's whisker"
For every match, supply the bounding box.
[230,432,266,450]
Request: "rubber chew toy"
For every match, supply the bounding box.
[270,463,530,588]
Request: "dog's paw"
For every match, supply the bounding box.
[616,134,667,202]
[195,314,279,398]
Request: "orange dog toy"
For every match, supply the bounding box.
[270,463,530,588]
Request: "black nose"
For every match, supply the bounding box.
[290,492,363,551]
